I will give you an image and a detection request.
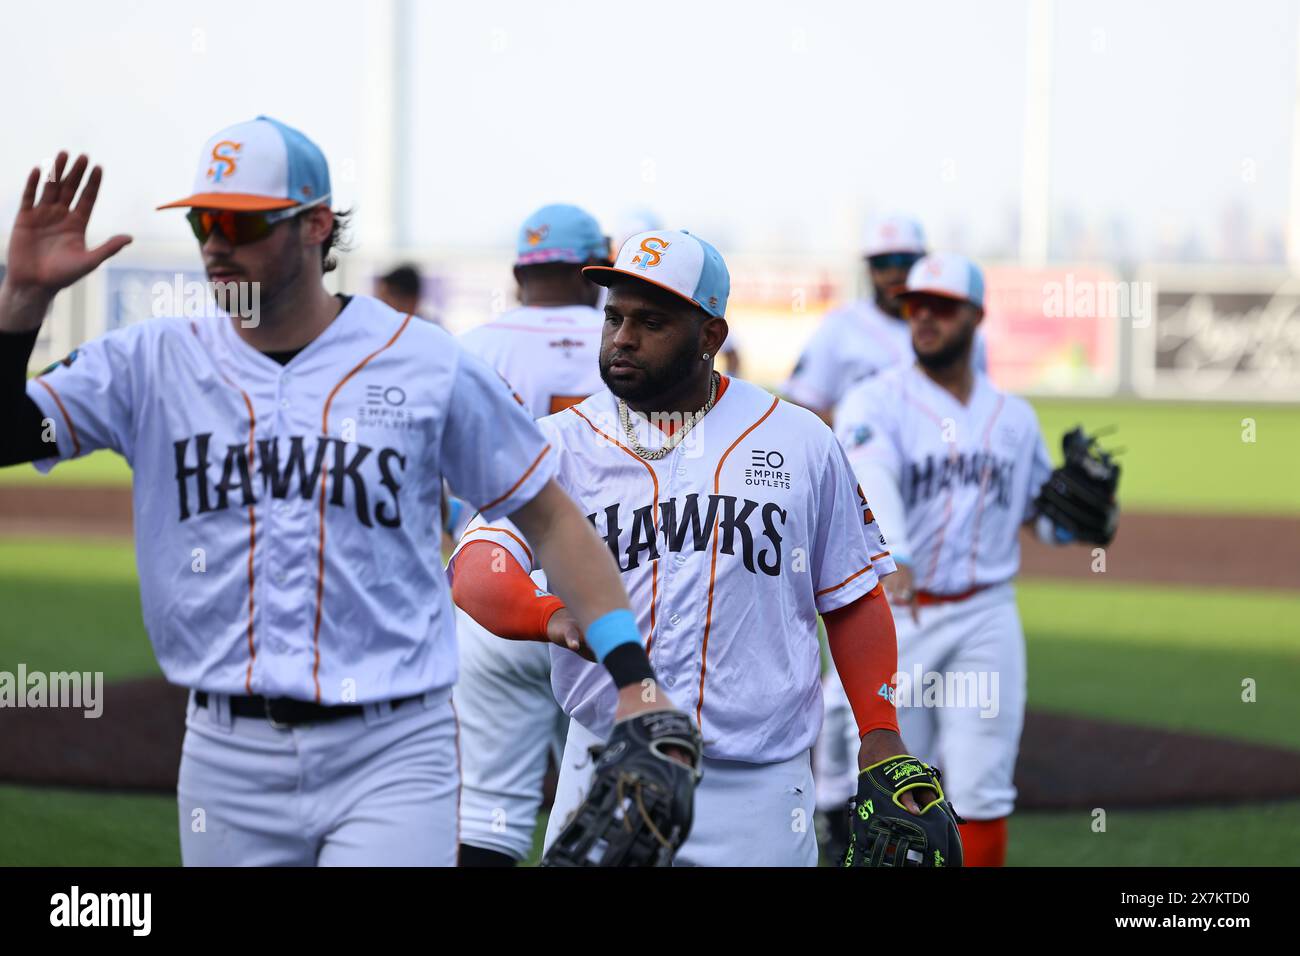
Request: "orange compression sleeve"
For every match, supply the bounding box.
[450,540,565,642]
[824,582,900,738]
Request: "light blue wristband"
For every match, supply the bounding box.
[585,608,642,662]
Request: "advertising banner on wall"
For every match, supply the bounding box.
[1134,269,1300,402]
[981,265,1124,396]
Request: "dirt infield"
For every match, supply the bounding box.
[3,676,1299,810]
[3,484,1297,589]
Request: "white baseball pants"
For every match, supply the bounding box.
[454,609,568,861]
[177,687,460,866]
[544,718,819,867]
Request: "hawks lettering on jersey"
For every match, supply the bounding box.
[835,364,1052,595]
[452,376,896,764]
[171,433,406,528]
[25,296,555,703]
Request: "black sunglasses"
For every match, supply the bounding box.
[867,252,923,271]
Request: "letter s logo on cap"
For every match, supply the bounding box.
[631,236,670,270]
[207,141,242,184]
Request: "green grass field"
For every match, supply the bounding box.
[1,534,1295,865]
[0,397,1295,865]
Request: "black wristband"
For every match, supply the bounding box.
[602,642,656,690]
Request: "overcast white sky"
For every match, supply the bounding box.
[0,0,1294,262]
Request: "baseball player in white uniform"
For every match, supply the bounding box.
[449,229,926,866]
[0,120,682,866]
[784,214,987,423]
[833,252,1074,866]
[454,204,609,866]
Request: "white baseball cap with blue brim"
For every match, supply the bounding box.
[897,252,985,309]
[516,204,610,266]
[158,115,331,213]
[582,229,730,318]
[863,214,927,258]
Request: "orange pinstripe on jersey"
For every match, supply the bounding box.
[191,323,259,693]
[696,393,779,731]
[312,313,414,702]
[569,405,661,651]
[966,394,1007,588]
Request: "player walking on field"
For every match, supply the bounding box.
[833,252,1120,866]
[783,214,988,422]
[454,204,611,866]
[450,230,964,866]
[0,118,684,866]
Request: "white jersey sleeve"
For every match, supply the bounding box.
[834,379,903,481]
[438,350,556,521]
[810,427,895,614]
[25,323,148,470]
[782,318,841,410]
[450,511,536,577]
[1022,417,1055,522]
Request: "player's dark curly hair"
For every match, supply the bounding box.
[321,208,354,274]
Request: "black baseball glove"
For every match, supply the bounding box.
[842,755,964,868]
[542,709,703,867]
[1034,426,1121,546]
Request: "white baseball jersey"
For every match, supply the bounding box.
[452,376,895,764]
[458,305,604,417]
[834,363,1052,595]
[26,295,555,703]
[784,298,988,411]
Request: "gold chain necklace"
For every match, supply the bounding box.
[618,373,719,461]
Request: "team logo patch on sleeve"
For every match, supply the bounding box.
[39,349,79,376]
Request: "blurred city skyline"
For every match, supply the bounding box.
[0,0,1295,266]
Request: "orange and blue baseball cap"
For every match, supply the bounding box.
[862,214,927,258]
[157,116,331,212]
[516,204,610,266]
[896,253,985,309]
[583,229,730,318]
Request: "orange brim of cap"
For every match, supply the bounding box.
[895,285,974,304]
[582,265,707,313]
[155,192,301,212]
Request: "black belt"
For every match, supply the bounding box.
[194,691,422,727]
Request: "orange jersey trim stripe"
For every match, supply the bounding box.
[570,405,661,650]
[312,313,414,702]
[461,525,536,568]
[479,444,553,515]
[696,394,780,730]
[191,323,259,692]
[33,378,82,457]
[814,562,875,598]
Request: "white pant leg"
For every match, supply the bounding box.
[928,586,1026,821]
[894,603,941,767]
[455,610,568,860]
[178,693,315,867]
[545,719,819,867]
[543,718,603,853]
[313,691,461,866]
[676,752,819,867]
[814,668,859,811]
[178,689,461,867]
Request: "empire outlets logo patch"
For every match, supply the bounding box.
[745,449,792,490]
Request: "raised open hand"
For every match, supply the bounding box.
[4,152,132,295]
